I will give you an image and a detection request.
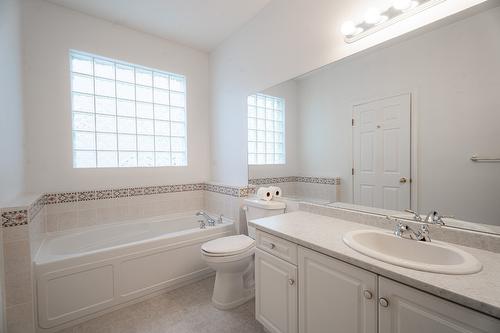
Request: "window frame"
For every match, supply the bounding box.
[69,49,188,168]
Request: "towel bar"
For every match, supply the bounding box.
[470,155,500,162]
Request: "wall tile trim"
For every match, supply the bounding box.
[1,210,28,227]
[249,176,341,186]
[1,182,251,227]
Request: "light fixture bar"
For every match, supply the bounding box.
[343,0,447,43]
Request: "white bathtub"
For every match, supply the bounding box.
[34,212,234,331]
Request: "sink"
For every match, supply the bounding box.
[343,230,482,274]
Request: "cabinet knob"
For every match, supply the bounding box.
[288,278,295,286]
[379,298,389,307]
[269,243,276,249]
[363,290,373,300]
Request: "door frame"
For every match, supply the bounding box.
[351,91,419,211]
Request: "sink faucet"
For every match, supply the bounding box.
[424,211,453,226]
[196,211,216,226]
[404,209,422,222]
[393,222,431,242]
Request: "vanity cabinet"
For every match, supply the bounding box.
[255,248,298,333]
[255,230,500,333]
[378,277,500,333]
[298,247,377,333]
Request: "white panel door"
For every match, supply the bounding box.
[353,94,411,211]
[378,277,500,333]
[298,247,377,333]
[255,248,298,333]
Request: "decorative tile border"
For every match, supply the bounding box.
[249,176,341,186]
[1,209,28,227]
[296,176,341,185]
[1,182,251,228]
[0,182,252,228]
[248,176,296,185]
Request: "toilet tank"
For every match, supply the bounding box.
[244,198,286,239]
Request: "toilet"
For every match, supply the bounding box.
[201,198,286,310]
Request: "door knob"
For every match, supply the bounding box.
[399,177,408,184]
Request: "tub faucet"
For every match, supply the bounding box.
[196,211,216,226]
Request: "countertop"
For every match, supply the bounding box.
[249,211,500,319]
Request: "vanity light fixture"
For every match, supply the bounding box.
[342,0,446,43]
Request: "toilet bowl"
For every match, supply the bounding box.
[201,235,256,309]
[201,199,286,310]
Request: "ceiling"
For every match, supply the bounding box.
[46,0,272,51]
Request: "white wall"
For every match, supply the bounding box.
[291,6,500,225]
[249,80,299,179]
[22,0,211,193]
[209,0,489,186]
[0,0,24,205]
[0,1,24,328]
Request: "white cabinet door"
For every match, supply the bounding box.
[255,248,298,333]
[379,277,500,333]
[298,247,377,333]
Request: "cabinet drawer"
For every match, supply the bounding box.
[256,230,298,265]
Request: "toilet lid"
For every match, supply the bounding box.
[202,235,255,256]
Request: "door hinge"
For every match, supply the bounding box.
[352,118,355,126]
[352,168,355,175]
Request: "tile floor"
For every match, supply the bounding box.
[57,276,266,333]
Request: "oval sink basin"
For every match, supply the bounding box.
[343,230,482,274]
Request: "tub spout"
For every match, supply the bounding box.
[196,211,216,226]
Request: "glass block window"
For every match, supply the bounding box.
[247,93,285,165]
[70,50,187,168]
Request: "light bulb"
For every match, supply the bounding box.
[364,7,382,25]
[393,0,415,11]
[341,21,356,36]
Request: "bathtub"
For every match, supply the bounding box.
[34,212,234,331]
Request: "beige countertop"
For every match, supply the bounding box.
[249,211,500,319]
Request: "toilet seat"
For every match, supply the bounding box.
[201,234,255,257]
[202,246,255,263]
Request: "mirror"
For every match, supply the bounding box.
[247,5,500,234]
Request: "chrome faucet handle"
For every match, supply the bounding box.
[217,214,224,224]
[418,224,431,242]
[424,210,452,226]
[404,209,422,221]
[393,222,408,237]
[199,219,206,229]
[424,210,437,223]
